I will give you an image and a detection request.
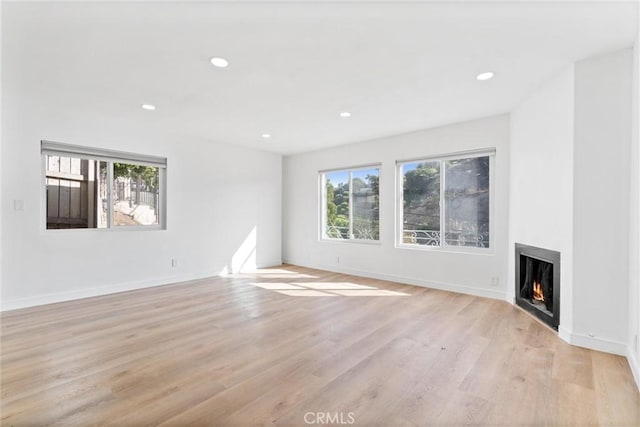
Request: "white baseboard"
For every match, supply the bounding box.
[627,346,640,391]
[557,327,627,356]
[282,257,506,301]
[558,325,572,344]
[0,269,222,312]
[256,259,283,269]
[562,327,640,391]
[2,260,285,312]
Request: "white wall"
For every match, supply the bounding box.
[573,49,632,350]
[629,32,640,387]
[1,131,282,310]
[0,2,4,307]
[283,115,510,300]
[509,66,575,334]
[1,72,282,311]
[509,48,634,356]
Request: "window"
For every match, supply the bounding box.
[42,141,166,230]
[398,150,493,249]
[321,165,380,241]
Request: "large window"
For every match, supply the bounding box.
[398,150,493,249]
[321,165,380,241]
[42,141,167,230]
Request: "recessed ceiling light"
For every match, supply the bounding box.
[210,57,229,68]
[261,133,271,139]
[476,72,495,81]
[339,111,351,118]
[141,104,156,111]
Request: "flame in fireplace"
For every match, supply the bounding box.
[533,281,544,302]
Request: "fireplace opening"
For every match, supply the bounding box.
[515,244,560,330]
[520,256,553,314]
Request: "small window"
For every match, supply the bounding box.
[321,166,380,241]
[398,150,493,249]
[42,141,166,230]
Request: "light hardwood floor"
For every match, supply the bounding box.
[1,265,638,426]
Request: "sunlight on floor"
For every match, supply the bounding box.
[276,289,338,297]
[248,281,409,297]
[250,282,304,290]
[295,282,375,290]
[233,268,319,280]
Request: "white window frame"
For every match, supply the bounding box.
[41,140,167,231]
[396,148,495,253]
[319,163,381,244]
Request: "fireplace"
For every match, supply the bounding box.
[515,243,560,330]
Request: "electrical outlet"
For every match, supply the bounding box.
[336,256,340,264]
[491,276,499,286]
[171,258,178,268]
[13,200,24,211]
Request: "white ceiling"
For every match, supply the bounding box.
[2,1,638,155]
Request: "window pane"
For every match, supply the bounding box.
[352,168,379,240]
[324,170,349,239]
[402,161,441,245]
[45,155,107,229]
[113,163,160,226]
[444,156,490,247]
[98,162,108,228]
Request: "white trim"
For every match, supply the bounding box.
[107,160,114,227]
[396,147,496,165]
[319,173,326,240]
[255,260,283,269]
[319,162,382,174]
[396,242,495,255]
[159,166,167,228]
[1,269,219,312]
[41,140,167,168]
[41,225,165,235]
[557,327,628,356]
[558,325,573,344]
[40,154,47,231]
[439,155,446,245]
[282,258,506,301]
[348,170,354,238]
[627,346,640,391]
[488,153,496,251]
[1,258,283,312]
[319,238,381,246]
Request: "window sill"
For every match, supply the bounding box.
[319,238,382,246]
[395,243,494,255]
[43,225,166,233]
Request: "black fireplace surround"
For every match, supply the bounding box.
[515,243,560,330]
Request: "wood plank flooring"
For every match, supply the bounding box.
[1,265,638,426]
